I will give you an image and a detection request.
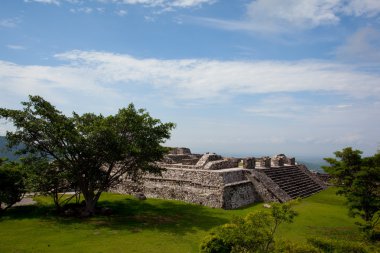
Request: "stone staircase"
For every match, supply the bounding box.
[260,166,324,199]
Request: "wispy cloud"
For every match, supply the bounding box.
[191,0,380,33]
[115,9,127,16]
[25,0,216,10]
[6,44,26,50]
[98,0,216,8]
[70,7,93,14]
[1,49,380,110]
[1,50,379,154]
[54,50,380,100]
[335,27,380,64]
[24,0,60,5]
[0,17,22,28]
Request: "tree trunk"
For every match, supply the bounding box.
[82,190,101,217]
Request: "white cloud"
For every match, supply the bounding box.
[342,0,380,17]
[54,50,380,100]
[246,0,341,30]
[1,49,379,112]
[24,0,60,5]
[169,0,216,8]
[26,0,215,9]
[194,0,380,33]
[336,27,380,64]
[1,50,379,155]
[6,45,26,50]
[99,0,215,8]
[0,18,22,28]
[70,7,94,14]
[116,9,128,16]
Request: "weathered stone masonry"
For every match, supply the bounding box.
[112,148,327,209]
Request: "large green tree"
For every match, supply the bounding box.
[323,147,380,239]
[0,95,175,215]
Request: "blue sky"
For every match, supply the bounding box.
[1,0,380,158]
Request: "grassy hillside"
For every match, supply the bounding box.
[0,188,376,253]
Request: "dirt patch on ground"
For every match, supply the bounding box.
[13,197,37,206]
[133,214,180,224]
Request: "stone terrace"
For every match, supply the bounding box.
[112,148,327,209]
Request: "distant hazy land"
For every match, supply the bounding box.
[0,136,327,172]
[297,156,328,173]
[0,136,20,161]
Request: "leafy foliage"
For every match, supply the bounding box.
[22,156,77,210]
[307,237,372,253]
[0,95,175,215]
[0,158,26,214]
[274,241,319,253]
[200,201,298,253]
[323,147,380,239]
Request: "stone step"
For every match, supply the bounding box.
[287,184,323,196]
[288,186,323,198]
[264,171,308,179]
[286,184,322,196]
[268,174,310,182]
[286,183,319,193]
[265,169,305,174]
[274,178,315,188]
[260,166,323,200]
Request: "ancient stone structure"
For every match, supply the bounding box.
[112,148,327,209]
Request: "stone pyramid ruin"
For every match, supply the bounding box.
[112,148,326,209]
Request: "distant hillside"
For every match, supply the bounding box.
[297,157,328,173]
[0,136,21,161]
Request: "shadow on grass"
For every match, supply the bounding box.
[93,198,230,235]
[0,196,230,235]
[0,204,54,221]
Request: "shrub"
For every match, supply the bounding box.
[200,201,298,253]
[275,240,319,253]
[199,234,232,253]
[0,159,26,214]
[308,237,369,253]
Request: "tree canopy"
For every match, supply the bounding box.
[0,95,175,215]
[323,147,380,239]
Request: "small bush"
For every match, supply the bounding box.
[0,159,26,214]
[275,240,319,253]
[200,201,298,253]
[308,237,369,253]
[199,234,232,253]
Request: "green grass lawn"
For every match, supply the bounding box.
[0,188,375,253]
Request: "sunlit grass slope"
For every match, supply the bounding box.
[0,188,369,253]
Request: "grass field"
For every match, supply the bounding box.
[0,188,375,253]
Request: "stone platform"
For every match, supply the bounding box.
[111,148,327,209]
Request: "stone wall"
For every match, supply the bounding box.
[259,157,271,167]
[222,181,258,209]
[169,147,191,155]
[271,157,285,167]
[195,153,223,168]
[111,149,326,209]
[204,159,239,170]
[112,166,259,209]
[243,157,255,169]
